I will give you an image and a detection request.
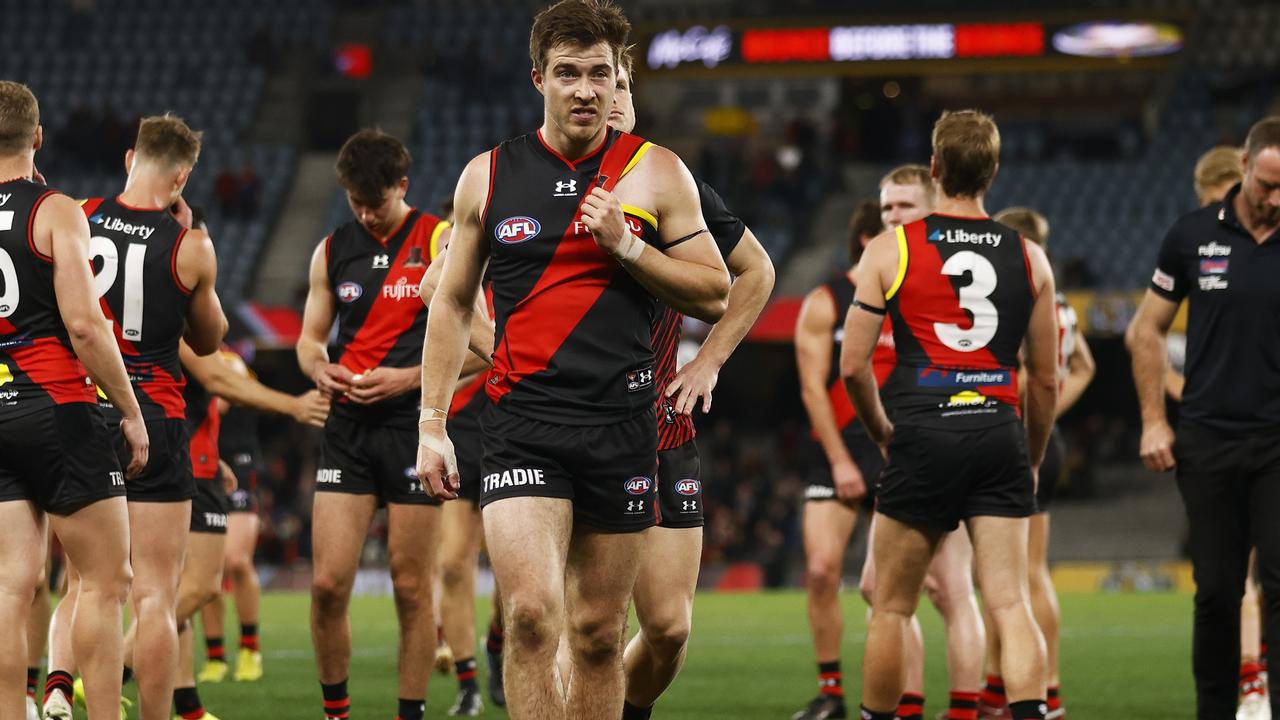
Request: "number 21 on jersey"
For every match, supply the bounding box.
[91,236,146,341]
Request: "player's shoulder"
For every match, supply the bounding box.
[1168,202,1224,241]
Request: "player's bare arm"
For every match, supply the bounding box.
[297,238,354,400]
[1125,291,1180,471]
[1021,240,1060,469]
[181,340,328,427]
[667,226,775,415]
[1056,328,1095,418]
[840,230,897,447]
[591,146,730,322]
[417,244,495,364]
[174,225,228,356]
[417,151,492,500]
[797,276,864,502]
[40,192,149,475]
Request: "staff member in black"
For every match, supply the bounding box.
[1127,115,1280,719]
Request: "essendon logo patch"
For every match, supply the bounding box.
[495,216,541,244]
[624,477,652,495]
[675,479,700,496]
[337,282,363,303]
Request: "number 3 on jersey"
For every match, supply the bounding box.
[91,236,146,341]
[934,250,998,352]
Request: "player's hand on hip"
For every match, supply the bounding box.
[346,367,414,405]
[1140,419,1176,472]
[580,187,628,254]
[120,415,150,478]
[832,458,866,503]
[313,363,355,399]
[417,423,459,500]
[666,355,720,415]
[293,389,329,427]
[219,459,239,494]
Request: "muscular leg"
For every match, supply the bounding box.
[924,526,985,693]
[47,571,77,676]
[310,493,377,685]
[438,500,484,675]
[386,503,441,701]
[483,497,572,720]
[225,512,261,666]
[50,498,132,720]
[967,516,1046,705]
[125,502,191,720]
[624,526,701,708]
[803,502,858,665]
[0,501,45,718]
[860,513,941,713]
[28,553,50,673]
[1027,513,1061,686]
[860,515,926,699]
[198,596,225,666]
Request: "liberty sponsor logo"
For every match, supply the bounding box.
[625,476,652,495]
[928,227,1002,247]
[1152,268,1176,292]
[675,479,700,496]
[554,179,578,197]
[337,281,363,303]
[382,276,421,301]
[0,193,11,206]
[1197,241,1231,257]
[372,254,390,269]
[316,468,343,484]
[495,216,541,244]
[483,467,547,493]
[89,214,154,240]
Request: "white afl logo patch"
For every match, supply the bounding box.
[337,282,363,303]
[495,216,541,244]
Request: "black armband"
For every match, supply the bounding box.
[852,299,887,315]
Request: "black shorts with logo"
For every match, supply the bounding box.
[657,440,703,529]
[226,453,260,513]
[1036,424,1066,512]
[804,424,883,506]
[0,403,127,515]
[479,403,658,533]
[191,478,230,534]
[876,420,1034,531]
[316,412,440,506]
[112,417,194,502]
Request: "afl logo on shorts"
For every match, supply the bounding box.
[495,216,541,244]
[624,477,652,495]
[337,282,363,303]
[675,479,700,496]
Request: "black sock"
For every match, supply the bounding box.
[122,666,133,685]
[1009,699,1047,720]
[817,660,844,699]
[240,623,260,651]
[321,679,349,719]
[623,700,653,720]
[455,657,478,692]
[859,706,895,720]
[26,668,38,698]
[43,671,73,704]
[173,686,203,718]
[396,697,424,720]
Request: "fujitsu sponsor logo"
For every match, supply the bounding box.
[1197,241,1231,257]
[382,276,421,301]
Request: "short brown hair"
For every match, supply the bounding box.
[1245,116,1280,160]
[847,199,884,264]
[0,81,39,156]
[880,164,934,196]
[335,129,412,204]
[134,113,201,168]
[931,109,1000,198]
[619,43,636,84]
[1193,145,1243,197]
[995,207,1050,249]
[529,0,630,74]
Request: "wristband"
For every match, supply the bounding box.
[419,407,448,423]
[612,232,645,263]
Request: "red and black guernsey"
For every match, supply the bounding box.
[0,179,95,421]
[883,214,1035,429]
[326,207,448,425]
[654,178,744,451]
[183,374,219,480]
[80,196,191,421]
[483,128,663,425]
[816,270,897,437]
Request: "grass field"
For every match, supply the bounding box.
[171,590,1195,719]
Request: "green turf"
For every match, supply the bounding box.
[174,590,1194,719]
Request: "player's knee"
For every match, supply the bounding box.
[311,573,352,613]
[440,556,471,592]
[643,614,691,660]
[81,564,132,606]
[506,597,558,654]
[392,572,430,614]
[226,554,254,582]
[569,615,625,668]
[806,556,841,598]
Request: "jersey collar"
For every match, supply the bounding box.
[534,128,611,171]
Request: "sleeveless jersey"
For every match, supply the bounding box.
[654,178,745,451]
[0,179,95,420]
[326,208,448,425]
[813,271,897,437]
[482,128,663,425]
[883,215,1035,428]
[184,373,220,480]
[80,196,191,421]
[1055,293,1078,384]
